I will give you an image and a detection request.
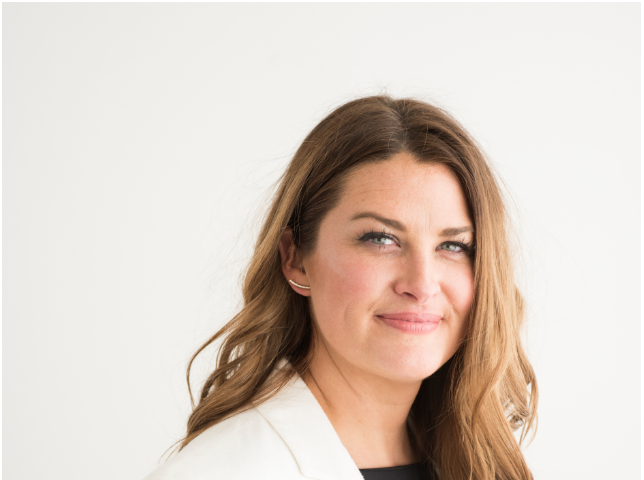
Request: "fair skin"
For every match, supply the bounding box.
[279,152,475,469]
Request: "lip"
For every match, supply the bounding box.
[376,312,442,335]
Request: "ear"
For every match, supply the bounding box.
[279,227,311,296]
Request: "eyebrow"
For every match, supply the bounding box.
[439,226,474,237]
[349,212,474,237]
[350,212,406,231]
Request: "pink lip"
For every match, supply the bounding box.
[376,312,442,335]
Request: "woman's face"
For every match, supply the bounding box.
[301,153,474,383]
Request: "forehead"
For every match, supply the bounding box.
[334,152,471,227]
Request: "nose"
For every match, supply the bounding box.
[393,252,442,304]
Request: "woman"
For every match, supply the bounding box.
[144,96,538,480]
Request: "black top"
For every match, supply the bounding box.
[359,463,436,480]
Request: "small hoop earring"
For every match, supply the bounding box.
[288,279,311,290]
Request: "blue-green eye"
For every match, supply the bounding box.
[370,236,395,245]
[358,230,398,247]
[439,241,474,255]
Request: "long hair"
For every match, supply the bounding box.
[180,95,538,480]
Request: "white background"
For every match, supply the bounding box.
[4,3,640,479]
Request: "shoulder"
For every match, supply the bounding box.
[143,407,303,480]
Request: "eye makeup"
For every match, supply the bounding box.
[357,228,398,247]
[438,239,476,256]
[356,228,475,256]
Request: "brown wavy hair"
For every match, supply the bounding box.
[179,95,537,480]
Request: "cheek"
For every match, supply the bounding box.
[317,252,385,297]
[442,266,475,323]
[308,246,390,324]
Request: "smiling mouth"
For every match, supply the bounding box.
[375,313,441,335]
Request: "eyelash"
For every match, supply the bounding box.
[357,229,397,247]
[357,229,476,256]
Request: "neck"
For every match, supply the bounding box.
[302,337,422,469]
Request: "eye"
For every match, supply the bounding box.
[440,242,463,252]
[438,241,474,255]
[370,235,395,246]
[357,229,399,248]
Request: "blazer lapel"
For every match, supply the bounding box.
[256,369,364,480]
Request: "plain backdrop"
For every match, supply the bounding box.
[3,3,640,480]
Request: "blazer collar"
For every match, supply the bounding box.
[255,361,364,480]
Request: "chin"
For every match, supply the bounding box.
[374,352,450,383]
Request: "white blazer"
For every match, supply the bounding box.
[143,366,365,480]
